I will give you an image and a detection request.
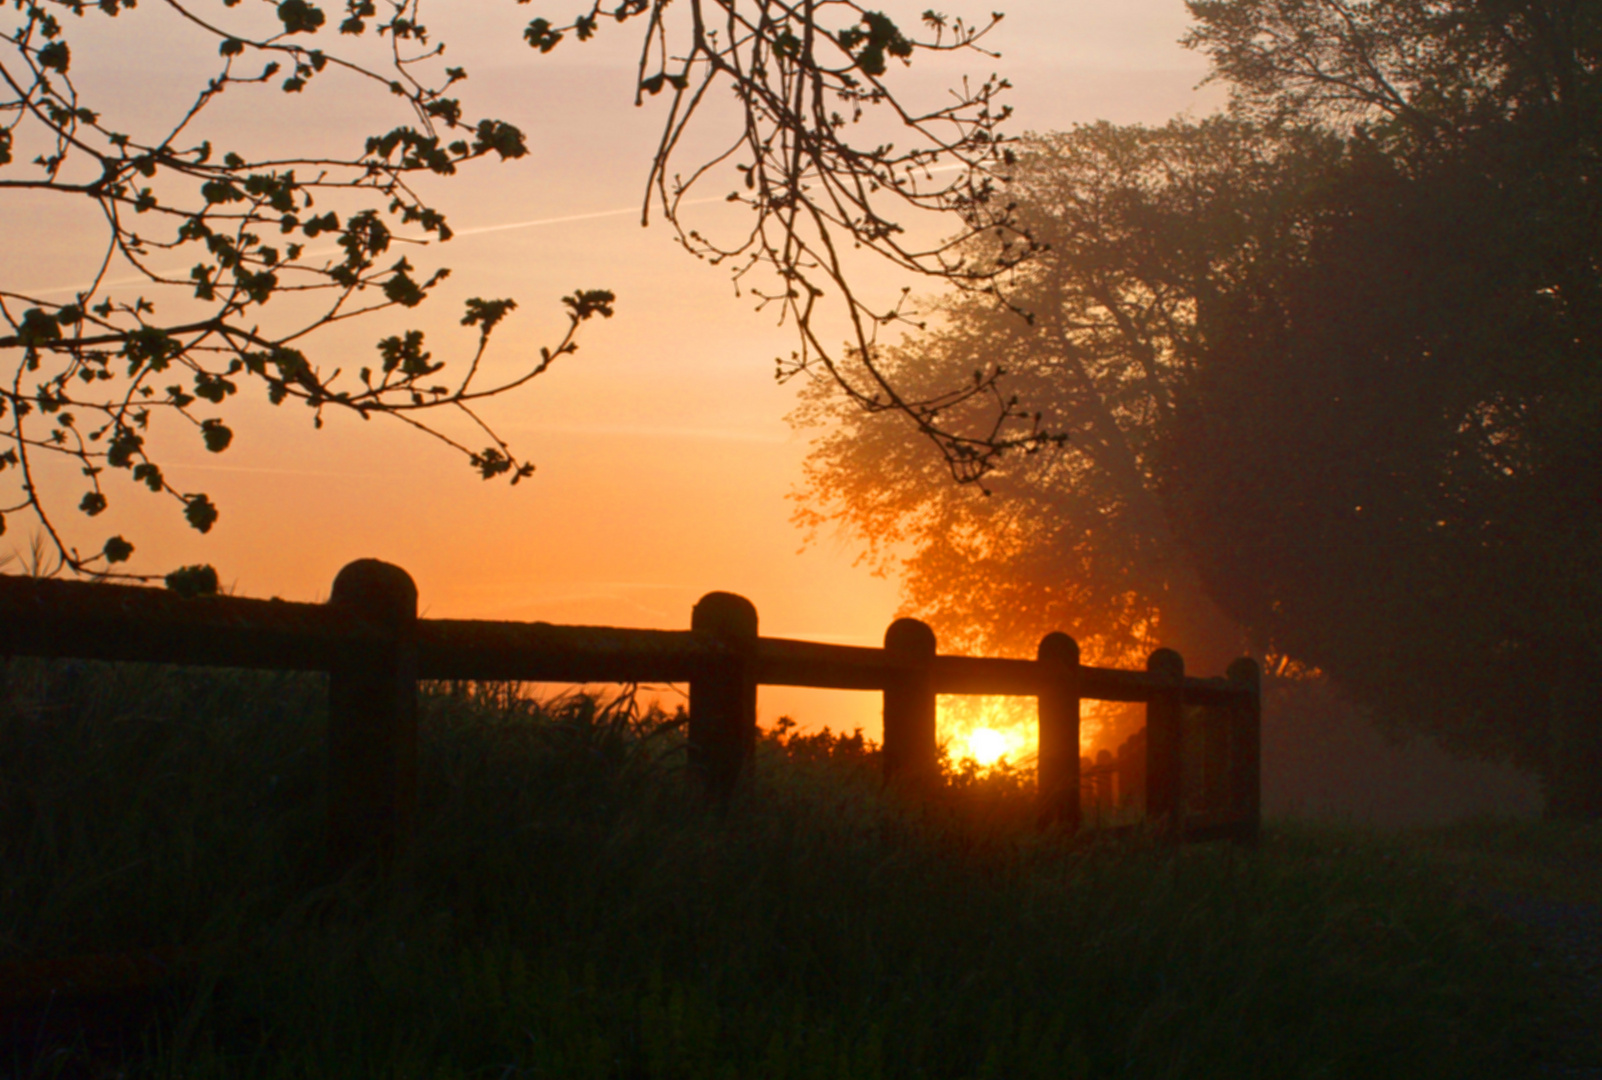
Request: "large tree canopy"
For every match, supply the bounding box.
[797,0,1602,811]
[1,0,1045,583]
[794,117,1303,672]
[1174,0,1601,810]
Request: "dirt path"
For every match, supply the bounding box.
[1418,823,1602,1078]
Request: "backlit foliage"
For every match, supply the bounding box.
[791,122,1267,672]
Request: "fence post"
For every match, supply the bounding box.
[1227,657,1261,844]
[1036,632,1081,829]
[1145,648,1184,838]
[1094,750,1116,816]
[689,592,758,805]
[1200,702,1230,816]
[882,618,938,787]
[1117,729,1144,812]
[326,559,418,873]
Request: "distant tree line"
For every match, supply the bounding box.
[795,0,1602,816]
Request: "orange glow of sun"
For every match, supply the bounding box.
[937,695,1125,773]
[938,695,1038,772]
[965,727,1011,767]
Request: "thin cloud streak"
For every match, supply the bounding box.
[450,165,964,238]
[16,195,727,297]
[20,162,971,296]
[520,422,789,444]
[452,196,725,237]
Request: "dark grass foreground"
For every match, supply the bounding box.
[0,659,1587,1078]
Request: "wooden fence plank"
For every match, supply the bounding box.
[0,569,1260,847]
[0,573,373,671]
[930,654,1040,696]
[1117,729,1146,813]
[1228,657,1262,845]
[688,593,759,805]
[753,637,909,690]
[882,618,938,787]
[1036,632,1081,829]
[1144,649,1185,838]
[0,566,1270,1022]
[418,620,714,683]
[326,560,419,873]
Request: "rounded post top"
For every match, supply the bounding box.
[883,617,936,656]
[330,559,417,624]
[1226,656,1261,688]
[1037,631,1080,667]
[692,591,759,639]
[1146,647,1185,681]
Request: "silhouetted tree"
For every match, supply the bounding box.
[798,0,1602,813]
[1173,0,1601,815]
[1,0,1047,584]
[794,119,1291,671]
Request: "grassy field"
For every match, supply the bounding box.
[0,658,1596,1079]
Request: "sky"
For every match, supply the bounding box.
[3,0,1225,738]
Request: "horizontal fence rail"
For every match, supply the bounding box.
[0,559,1261,870]
[0,574,1252,703]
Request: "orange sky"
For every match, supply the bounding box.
[4,1,1222,737]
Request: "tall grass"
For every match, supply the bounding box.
[0,659,1584,1078]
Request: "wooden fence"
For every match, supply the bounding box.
[0,558,1261,870]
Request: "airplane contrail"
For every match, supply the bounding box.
[14,195,723,298]
[15,161,973,298]
[452,195,725,237]
[514,422,789,444]
[450,163,967,237]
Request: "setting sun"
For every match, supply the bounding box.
[938,694,1131,773]
[939,696,1039,772]
[965,728,1015,768]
